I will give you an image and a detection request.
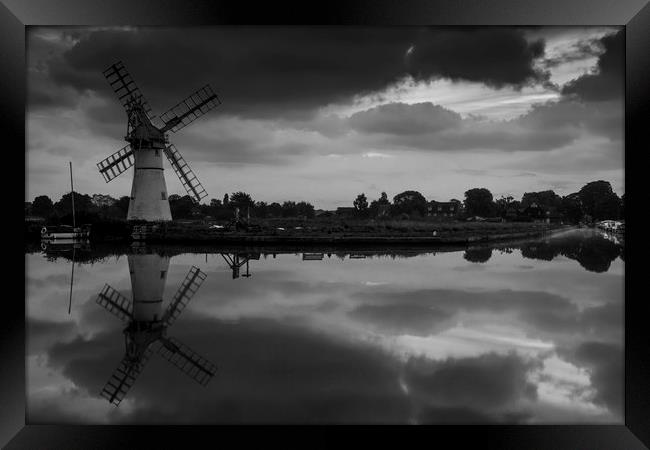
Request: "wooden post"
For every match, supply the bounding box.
[69,161,76,229]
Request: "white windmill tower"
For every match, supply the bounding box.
[97,61,221,221]
[95,250,216,406]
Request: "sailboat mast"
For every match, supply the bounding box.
[69,161,76,228]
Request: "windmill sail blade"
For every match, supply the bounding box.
[157,336,217,386]
[100,348,153,406]
[163,145,208,202]
[97,144,135,182]
[103,61,154,118]
[96,284,133,322]
[162,266,207,327]
[159,85,221,133]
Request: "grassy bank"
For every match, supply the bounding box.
[142,219,567,245]
[27,216,569,245]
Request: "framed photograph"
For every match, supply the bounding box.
[6,0,649,448]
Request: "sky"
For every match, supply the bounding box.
[26,230,623,424]
[26,26,624,209]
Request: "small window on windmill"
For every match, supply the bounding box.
[160,270,166,279]
[161,192,167,200]
[155,149,160,157]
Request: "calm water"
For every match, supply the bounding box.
[25,228,624,424]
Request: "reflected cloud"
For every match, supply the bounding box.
[26,230,623,424]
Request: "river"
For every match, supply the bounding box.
[25,228,624,424]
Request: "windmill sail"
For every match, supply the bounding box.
[103,61,154,118]
[162,266,207,327]
[159,85,221,133]
[157,336,217,386]
[163,145,208,202]
[97,144,135,182]
[100,348,154,406]
[96,284,133,322]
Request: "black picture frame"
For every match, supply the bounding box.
[5,0,649,448]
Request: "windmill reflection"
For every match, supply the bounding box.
[221,252,260,279]
[95,249,216,406]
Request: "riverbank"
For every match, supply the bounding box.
[133,220,569,245]
[27,217,571,246]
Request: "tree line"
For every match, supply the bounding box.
[25,179,623,224]
[349,180,623,222]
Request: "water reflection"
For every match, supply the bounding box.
[95,249,215,405]
[220,253,260,279]
[26,229,624,424]
[518,229,622,272]
[463,247,493,263]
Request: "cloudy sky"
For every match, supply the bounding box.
[26,230,623,423]
[26,26,624,209]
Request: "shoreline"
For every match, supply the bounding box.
[134,224,571,246]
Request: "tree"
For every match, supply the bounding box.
[31,195,54,218]
[620,194,625,219]
[578,181,620,220]
[353,193,368,216]
[296,201,315,218]
[281,201,298,217]
[521,190,561,209]
[368,192,391,218]
[223,193,229,206]
[169,195,196,219]
[392,190,427,217]
[559,193,583,223]
[230,191,254,211]
[464,188,494,217]
[495,195,514,218]
[254,201,268,218]
[267,202,283,217]
[54,192,94,216]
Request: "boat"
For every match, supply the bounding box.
[41,161,91,242]
[41,224,91,240]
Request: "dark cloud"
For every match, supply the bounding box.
[561,31,623,101]
[349,303,452,336]
[351,287,621,342]
[30,27,550,120]
[403,352,539,417]
[40,316,411,424]
[560,341,623,415]
[407,28,549,89]
[348,98,622,153]
[349,102,462,135]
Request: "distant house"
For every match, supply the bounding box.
[315,209,334,217]
[427,200,461,217]
[523,202,546,221]
[336,207,357,217]
[523,203,563,223]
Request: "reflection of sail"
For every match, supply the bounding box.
[95,251,214,406]
[155,336,217,386]
[162,266,207,326]
[97,284,133,322]
[221,253,260,279]
[101,348,154,406]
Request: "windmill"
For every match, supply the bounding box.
[95,252,216,406]
[97,61,221,221]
